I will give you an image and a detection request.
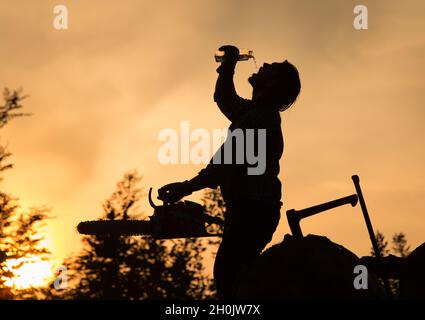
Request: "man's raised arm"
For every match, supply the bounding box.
[214,45,251,122]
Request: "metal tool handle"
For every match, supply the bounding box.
[286,194,358,238]
[352,175,393,299]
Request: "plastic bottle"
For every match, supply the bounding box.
[214,49,254,63]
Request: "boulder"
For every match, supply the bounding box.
[235,234,384,299]
[400,242,425,299]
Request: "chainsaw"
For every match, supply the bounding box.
[77,188,224,239]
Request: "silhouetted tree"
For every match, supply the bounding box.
[391,232,410,258]
[0,88,51,299]
[371,230,412,297]
[202,187,225,240]
[0,88,30,129]
[371,230,411,258]
[200,187,225,298]
[371,230,389,257]
[47,171,211,299]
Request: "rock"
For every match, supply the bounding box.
[235,234,384,299]
[400,242,425,299]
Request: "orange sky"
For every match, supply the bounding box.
[1,0,424,269]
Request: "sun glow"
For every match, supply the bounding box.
[3,257,54,290]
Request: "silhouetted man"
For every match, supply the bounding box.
[158,45,301,299]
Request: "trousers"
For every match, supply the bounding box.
[213,199,281,299]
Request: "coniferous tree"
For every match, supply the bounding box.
[391,232,410,258]
[201,187,225,298]
[48,171,211,299]
[0,88,51,299]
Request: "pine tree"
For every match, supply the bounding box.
[0,88,51,299]
[370,230,412,298]
[48,171,211,299]
[391,232,410,258]
[200,187,225,298]
[371,230,389,257]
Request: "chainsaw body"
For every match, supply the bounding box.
[148,188,224,239]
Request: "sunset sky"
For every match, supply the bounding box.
[1,0,424,272]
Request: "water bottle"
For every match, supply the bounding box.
[214,49,254,63]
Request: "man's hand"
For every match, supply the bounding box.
[218,45,240,64]
[157,181,192,204]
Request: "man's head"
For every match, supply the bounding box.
[248,60,301,111]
